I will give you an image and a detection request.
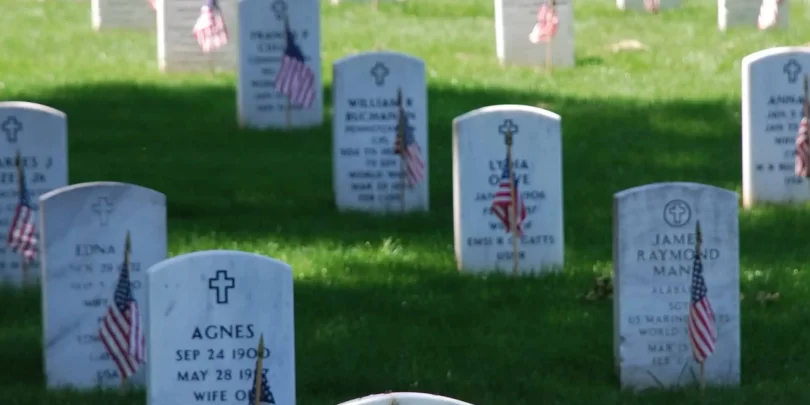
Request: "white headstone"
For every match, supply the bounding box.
[157,0,238,72]
[146,250,295,405]
[617,0,681,12]
[741,47,810,207]
[338,393,474,405]
[452,105,563,274]
[0,102,68,286]
[494,0,575,68]
[39,182,167,388]
[92,0,156,31]
[718,0,788,31]
[613,182,740,390]
[237,0,322,128]
[332,51,429,213]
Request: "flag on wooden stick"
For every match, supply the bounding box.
[7,151,38,263]
[687,221,717,364]
[99,232,146,382]
[192,0,228,53]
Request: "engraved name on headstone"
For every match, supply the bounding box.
[237,0,322,128]
[40,182,167,388]
[146,250,295,405]
[452,105,564,274]
[0,102,68,286]
[741,47,810,207]
[613,182,740,389]
[332,51,429,213]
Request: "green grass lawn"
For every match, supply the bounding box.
[2,0,810,403]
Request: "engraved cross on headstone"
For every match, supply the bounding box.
[208,270,235,304]
[271,0,287,20]
[498,119,519,137]
[91,197,115,226]
[2,116,22,143]
[784,59,802,84]
[370,62,390,86]
[666,202,688,226]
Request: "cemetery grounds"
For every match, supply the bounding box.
[2,0,810,404]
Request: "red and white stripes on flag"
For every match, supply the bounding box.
[528,1,559,43]
[687,244,717,363]
[99,260,145,381]
[795,116,809,177]
[7,205,37,261]
[643,0,660,12]
[192,3,228,53]
[757,0,781,30]
[274,53,316,108]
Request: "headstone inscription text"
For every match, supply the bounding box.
[452,105,563,273]
[40,182,167,388]
[237,0,322,128]
[332,51,429,212]
[146,250,295,405]
[741,47,810,207]
[0,102,68,286]
[613,182,740,389]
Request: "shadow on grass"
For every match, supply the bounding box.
[1,81,809,403]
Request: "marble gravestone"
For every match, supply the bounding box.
[146,250,295,405]
[613,182,740,390]
[237,0,322,128]
[494,0,575,68]
[332,51,428,213]
[452,105,563,274]
[718,0,788,31]
[157,0,238,72]
[92,0,156,31]
[741,47,810,207]
[338,393,475,405]
[617,0,681,12]
[0,102,68,286]
[39,182,167,388]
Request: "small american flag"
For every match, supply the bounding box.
[394,100,425,188]
[687,222,717,364]
[757,0,780,30]
[192,0,228,53]
[529,0,559,43]
[490,156,527,236]
[248,334,276,404]
[99,234,145,382]
[7,159,38,262]
[274,19,316,108]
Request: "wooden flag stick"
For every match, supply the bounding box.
[505,130,519,274]
[396,88,407,212]
[254,334,265,405]
[699,362,706,391]
[283,14,293,129]
[14,150,28,286]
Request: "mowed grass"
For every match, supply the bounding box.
[2,0,810,403]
